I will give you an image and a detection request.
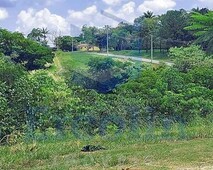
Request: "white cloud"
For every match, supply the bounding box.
[16,8,69,35]
[121,1,135,14]
[68,5,97,21]
[67,2,137,28]
[67,5,118,27]
[137,0,176,14]
[102,0,123,6]
[0,8,8,20]
[104,1,136,24]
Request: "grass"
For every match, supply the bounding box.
[47,51,142,81]
[47,51,101,81]
[54,51,94,71]
[109,50,171,62]
[1,117,213,170]
[24,51,213,169]
[1,136,213,170]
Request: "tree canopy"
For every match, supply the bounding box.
[0,28,54,70]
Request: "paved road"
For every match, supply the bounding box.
[91,53,174,66]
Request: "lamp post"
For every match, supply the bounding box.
[106,25,109,56]
[70,24,74,52]
[151,34,153,63]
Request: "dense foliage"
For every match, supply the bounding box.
[0,29,54,70]
[0,56,77,138]
[0,8,213,141]
[1,44,212,139]
[67,57,141,93]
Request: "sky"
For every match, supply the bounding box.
[0,0,212,36]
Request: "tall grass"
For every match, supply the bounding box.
[0,116,212,170]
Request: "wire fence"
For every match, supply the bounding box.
[22,106,213,143]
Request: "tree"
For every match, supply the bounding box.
[41,28,49,42]
[82,26,98,51]
[27,28,43,43]
[192,7,209,15]
[158,10,194,50]
[185,11,213,53]
[95,27,107,51]
[27,27,49,46]
[144,11,155,18]
[57,36,78,51]
[134,14,159,52]
[109,23,133,51]
[0,28,54,70]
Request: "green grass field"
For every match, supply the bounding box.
[47,51,103,81]
[55,51,95,70]
[1,136,213,170]
[109,50,170,61]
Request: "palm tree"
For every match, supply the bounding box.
[185,11,213,53]
[144,11,155,18]
[41,27,49,42]
[27,28,42,42]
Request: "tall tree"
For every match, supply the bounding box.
[27,28,49,46]
[0,28,54,70]
[144,11,155,18]
[41,27,49,45]
[158,10,194,50]
[82,26,98,51]
[134,13,159,52]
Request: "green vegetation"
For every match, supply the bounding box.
[0,137,213,170]
[185,11,213,53]
[109,49,169,61]
[1,46,212,139]
[55,51,94,71]
[27,28,49,46]
[0,29,54,70]
[0,7,213,170]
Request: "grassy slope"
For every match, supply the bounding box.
[1,137,213,170]
[48,51,142,81]
[47,51,99,81]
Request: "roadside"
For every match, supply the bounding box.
[90,52,174,66]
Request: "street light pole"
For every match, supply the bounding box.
[151,34,153,63]
[106,25,109,56]
[72,36,74,52]
[70,24,74,52]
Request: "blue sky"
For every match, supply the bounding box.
[0,0,212,36]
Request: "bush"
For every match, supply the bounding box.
[169,45,206,72]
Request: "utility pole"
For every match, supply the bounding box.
[72,36,74,52]
[106,25,109,56]
[70,24,74,52]
[151,34,153,63]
